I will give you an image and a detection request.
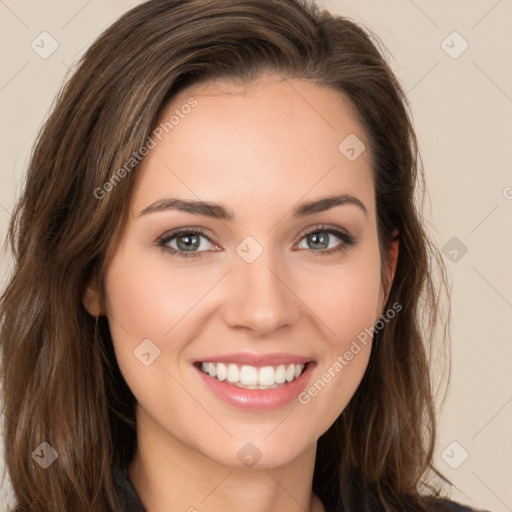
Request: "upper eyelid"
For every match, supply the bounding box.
[297,224,351,238]
[158,226,216,242]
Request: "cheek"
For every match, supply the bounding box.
[329,265,381,344]
[102,247,218,431]
[104,244,217,342]
[298,245,382,348]
[295,247,381,429]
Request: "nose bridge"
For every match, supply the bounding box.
[222,239,298,335]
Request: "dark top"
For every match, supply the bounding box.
[113,465,490,512]
[114,466,146,512]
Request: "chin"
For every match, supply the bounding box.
[197,432,317,470]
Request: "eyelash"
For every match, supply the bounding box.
[156,224,356,260]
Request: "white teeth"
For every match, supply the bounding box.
[285,364,295,382]
[227,363,239,383]
[216,362,227,381]
[240,365,258,386]
[258,366,275,386]
[275,364,286,384]
[199,361,306,388]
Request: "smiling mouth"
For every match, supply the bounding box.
[194,361,310,390]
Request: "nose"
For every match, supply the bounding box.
[221,249,300,337]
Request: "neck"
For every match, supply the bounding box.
[128,405,325,512]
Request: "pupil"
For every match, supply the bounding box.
[308,232,328,250]
[177,234,200,251]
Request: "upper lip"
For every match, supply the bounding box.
[194,352,314,367]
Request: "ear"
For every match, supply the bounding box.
[383,228,399,306]
[82,273,102,317]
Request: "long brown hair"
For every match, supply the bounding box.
[1,0,454,510]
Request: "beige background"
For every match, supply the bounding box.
[1,0,511,510]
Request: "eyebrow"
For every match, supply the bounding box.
[138,193,368,220]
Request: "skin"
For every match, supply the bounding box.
[84,73,399,512]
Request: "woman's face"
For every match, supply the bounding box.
[85,73,397,469]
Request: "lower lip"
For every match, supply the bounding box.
[195,363,315,411]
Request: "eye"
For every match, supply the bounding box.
[156,228,218,259]
[296,225,356,256]
[156,224,356,260]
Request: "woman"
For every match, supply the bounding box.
[0,0,491,511]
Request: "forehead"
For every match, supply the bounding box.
[131,74,374,220]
